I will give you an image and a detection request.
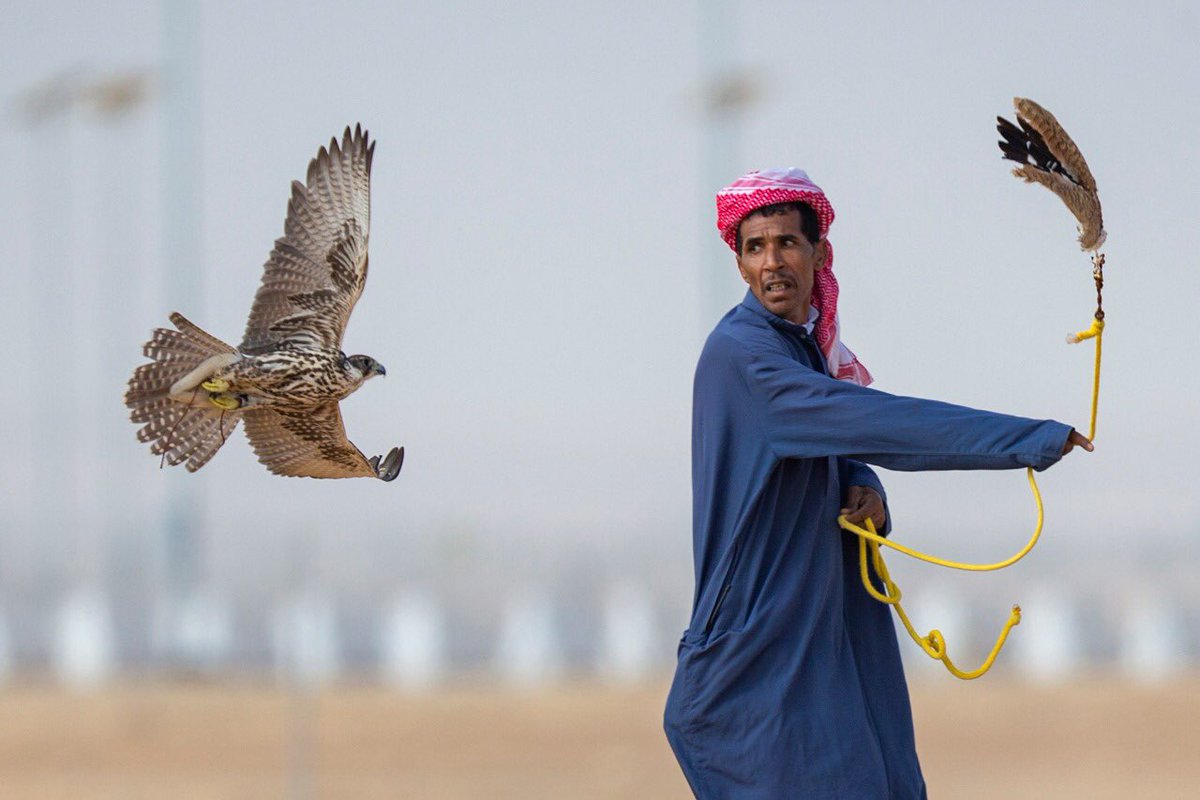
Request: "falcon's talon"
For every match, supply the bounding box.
[374,446,404,481]
[201,378,231,393]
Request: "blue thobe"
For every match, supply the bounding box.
[664,291,1072,799]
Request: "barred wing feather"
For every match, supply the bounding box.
[242,402,401,481]
[241,124,374,352]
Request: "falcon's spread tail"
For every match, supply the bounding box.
[125,313,241,472]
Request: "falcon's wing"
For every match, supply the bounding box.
[241,403,403,481]
[241,125,374,353]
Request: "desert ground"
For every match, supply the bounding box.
[0,676,1196,798]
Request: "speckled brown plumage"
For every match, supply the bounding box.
[124,126,402,481]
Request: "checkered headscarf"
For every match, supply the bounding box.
[716,168,873,386]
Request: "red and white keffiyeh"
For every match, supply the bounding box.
[716,167,873,387]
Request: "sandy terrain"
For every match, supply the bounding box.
[0,676,1196,798]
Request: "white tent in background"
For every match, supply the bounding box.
[0,609,11,681]
[152,589,233,671]
[597,582,658,683]
[53,587,116,687]
[1013,587,1082,682]
[495,590,563,686]
[1121,595,1187,683]
[380,590,446,690]
[272,592,341,685]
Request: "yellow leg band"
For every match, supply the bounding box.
[207,393,240,411]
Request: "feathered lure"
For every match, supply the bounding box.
[837,99,1111,681]
[997,97,1105,252]
[997,97,1107,355]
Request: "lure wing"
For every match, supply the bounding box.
[996,97,1105,252]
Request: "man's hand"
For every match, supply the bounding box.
[841,485,886,530]
[1062,429,1094,455]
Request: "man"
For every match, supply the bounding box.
[663,168,1091,798]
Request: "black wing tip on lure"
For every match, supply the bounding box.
[995,113,1073,183]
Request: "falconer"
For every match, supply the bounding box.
[663,168,1092,798]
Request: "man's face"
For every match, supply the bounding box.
[736,209,827,325]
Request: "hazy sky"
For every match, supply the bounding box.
[1,1,1197,601]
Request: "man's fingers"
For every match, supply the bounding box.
[1062,429,1094,455]
[841,485,886,529]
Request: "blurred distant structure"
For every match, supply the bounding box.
[697,0,762,328]
[0,611,11,683]
[496,589,564,686]
[13,65,154,683]
[156,0,214,672]
[1122,594,1187,683]
[380,590,447,690]
[598,581,660,683]
[1013,589,1083,682]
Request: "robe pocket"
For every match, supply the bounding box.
[692,542,744,641]
[672,627,748,731]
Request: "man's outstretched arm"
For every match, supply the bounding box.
[717,333,1078,472]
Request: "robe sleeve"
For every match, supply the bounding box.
[725,334,1072,472]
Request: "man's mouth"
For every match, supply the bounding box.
[764,279,792,294]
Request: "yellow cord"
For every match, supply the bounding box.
[838,304,1104,679]
[855,518,1023,680]
[838,467,1043,572]
[1086,323,1103,441]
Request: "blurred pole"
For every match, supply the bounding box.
[15,69,84,663]
[160,0,206,668]
[15,68,149,681]
[275,529,323,800]
[57,71,156,682]
[697,0,759,331]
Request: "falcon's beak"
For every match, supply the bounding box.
[374,363,387,377]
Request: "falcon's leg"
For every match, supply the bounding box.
[201,378,231,393]
[169,352,240,400]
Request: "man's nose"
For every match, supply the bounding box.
[764,242,784,267]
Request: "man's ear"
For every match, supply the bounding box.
[814,239,830,271]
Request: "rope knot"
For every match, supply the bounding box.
[1067,317,1104,344]
[923,630,946,658]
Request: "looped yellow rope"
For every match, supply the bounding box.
[852,517,1023,680]
[838,467,1043,572]
[837,308,1103,679]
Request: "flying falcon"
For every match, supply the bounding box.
[125,124,403,481]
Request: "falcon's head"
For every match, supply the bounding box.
[346,354,387,381]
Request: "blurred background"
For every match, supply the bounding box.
[0,0,1197,797]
